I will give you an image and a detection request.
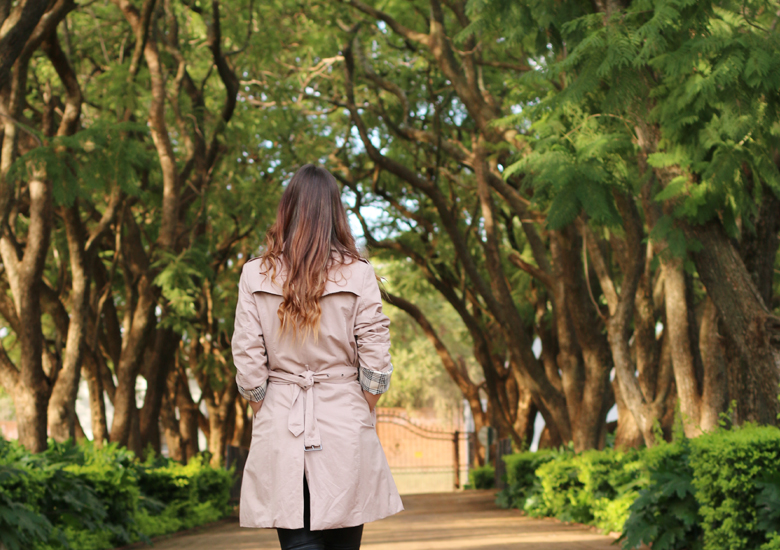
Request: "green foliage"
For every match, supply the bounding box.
[524,448,644,532]
[503,107,633,230]
[496,426,780,549]
[762,534,780,550]
[0,437,233,550]
[468,464,495,489]
[522,452,582,519]
[620,440,702,550]
[6,121,151,207]
[477,0,780,250]
[496,449,557,509]
[756,471,780,539]
[152,241,216,334]
[135,454,233,536]
[0,465,54,550]
[690,425,780,550]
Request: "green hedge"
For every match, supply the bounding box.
[467,464,495,489]
[496,424,780,550]
[690,427,780,550]
[0,437,233,550]
[495,448,556,509]
[522,447,645,533]
[620,439,702,550]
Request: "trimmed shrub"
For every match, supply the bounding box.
[620,440,702,550]
[592,491,638,535]
[525,452,587,521]
[136,454,233,536]
[578,448,644,533]
[690,426,780,550]
[523,448,644,531]
[488,425,780,549]
[763,534,780,550]
[496,449,556,509]
[757,470,780,543]
[468,464,495,489]
[0,437,234,550]
[0,464,55,550]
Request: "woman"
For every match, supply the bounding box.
[232,164,404,550]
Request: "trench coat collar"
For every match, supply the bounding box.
[242,255,366,297]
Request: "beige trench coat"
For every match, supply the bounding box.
[232,256,404,530]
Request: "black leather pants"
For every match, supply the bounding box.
[277,477,364,550]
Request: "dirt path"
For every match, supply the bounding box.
[148,491,617,550]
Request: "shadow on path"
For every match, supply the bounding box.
[145,491,616,550]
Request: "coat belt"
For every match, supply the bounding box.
[267,366,358,450]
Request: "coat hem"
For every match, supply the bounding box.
[239,504,405,531]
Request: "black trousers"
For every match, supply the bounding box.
[277,476,364,550]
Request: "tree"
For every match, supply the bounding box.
[1,0,777,461]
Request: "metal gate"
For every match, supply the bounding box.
[375,409,472,494]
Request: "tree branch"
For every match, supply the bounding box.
[508,251,552,290]
[0,0,50,92]
[340,0,430,45]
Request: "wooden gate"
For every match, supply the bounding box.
[375,409,472,494]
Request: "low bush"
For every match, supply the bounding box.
[468,464,495,489]
[619,439,702,550]
[0,437,234,550]
[525,448,644,532]
[136,454,233,537]
[690,426,780,550]
[525,452,586,521]
[496,424,780,550]
[0,464,55,550]
[496,448,557,510]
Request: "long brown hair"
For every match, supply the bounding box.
[259,164,361,341]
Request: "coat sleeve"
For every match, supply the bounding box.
[232,264,269,402]
[354,262,393,395]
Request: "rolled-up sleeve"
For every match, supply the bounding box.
[354,263,393,395]
[232,265,269,402]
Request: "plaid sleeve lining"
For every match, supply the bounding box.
[358,364,393,395]
[237,380,268,402]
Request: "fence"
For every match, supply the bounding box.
[375,409,473,494]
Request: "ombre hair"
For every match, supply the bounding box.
[259,164,361,341]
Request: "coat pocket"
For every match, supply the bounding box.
[360,395,375,428]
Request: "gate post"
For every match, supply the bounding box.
[453,430,460,489]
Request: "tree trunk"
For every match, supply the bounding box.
[0,0,50,93]
[12,380,49,451]
[82,350,108,445]
[605,194,669,447]
[612,378,643,449]
[513,391,537,449]
[108,273,156,447]
[556,228,613,451]
[139,327,178,454]
[176,372,200,462]
[160,390,183,462]
[472,146,572,443]
[685,219,780,425]
[0,174,53,452]
[48,204,89,442]
[231,398,252,450]
[740,187,779,307]
[127,407,143,456]
[205,386,237,468]
[42,27,85,441]
[698,297,728,431]
[662,258,702,437]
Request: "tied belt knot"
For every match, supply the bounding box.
[267,366,358,451]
